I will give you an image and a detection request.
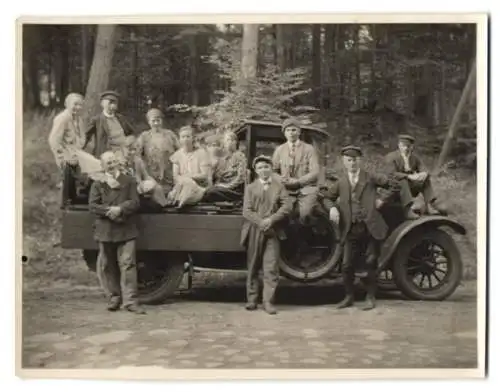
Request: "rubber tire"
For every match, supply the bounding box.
[93,250,186,305]
[279,208,342,283]
[392,228,463,301]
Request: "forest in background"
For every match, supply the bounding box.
[22,23,477,168]
[22,23,478,283]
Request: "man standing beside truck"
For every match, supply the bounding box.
[88,151,145,315]
[241,155,293,315]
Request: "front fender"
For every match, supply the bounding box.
[378,216,467,271]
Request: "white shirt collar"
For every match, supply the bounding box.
[103,111,116,119]
[288,140,300,148]
[348,169,360,179]
[259,177,271,185]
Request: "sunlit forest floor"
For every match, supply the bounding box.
[21,111,478,291]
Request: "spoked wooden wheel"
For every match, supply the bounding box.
[392,228,462,300]
[377,269,398,291]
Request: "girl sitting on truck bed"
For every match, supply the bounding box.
[168,126,212,208]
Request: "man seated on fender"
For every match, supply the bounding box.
[384,134,447,216]
[271,118,320,225]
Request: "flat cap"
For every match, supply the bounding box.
[252,154,273,168]
[398,134,415,143]
[341,145,363,157]
[146,108,164,119]
[281,117,302,132]
[99,90,120,101]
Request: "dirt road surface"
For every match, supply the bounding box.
[22,276,478,370]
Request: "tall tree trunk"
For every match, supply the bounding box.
[289,25,298,68]
[435,58,476,171]
[370,24,377,98]
[83,25,119,123]
[355,25,362,108]
[311,24,322,108]
[54,26,70,104]
[324,25,336,109]
[276,24,286,72]
[188,33,199,106]
[22,25,40,110]
[81,25,91,93]
[197,33,211,105]
[380,26,392,106]
[241,24,259,81]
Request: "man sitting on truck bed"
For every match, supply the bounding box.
[272,118,320,225]
[83,90,138,159]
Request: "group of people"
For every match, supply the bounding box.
[49,91,248,209]
[48,90,446,316]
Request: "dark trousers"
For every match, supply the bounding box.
[341,222,379,296]
[289,190,319,225]
[392,176,436,208]
[407,176,436,203]
[203,184,244,202]
[246,230,280,305]
[97,239,138,307]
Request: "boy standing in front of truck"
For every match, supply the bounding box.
[241,155,293,315]
[88,151,145,314]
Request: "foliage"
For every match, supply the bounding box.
[179,37,319,132]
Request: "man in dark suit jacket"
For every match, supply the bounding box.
[321,146,398,311]
[241,155,293,315]
[384,134,446,215]
[83,91,138,158]
[88,151,144,314]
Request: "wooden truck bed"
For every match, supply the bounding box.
[61,206,246,252]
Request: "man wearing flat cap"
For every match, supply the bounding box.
[384,134,446,216]
[271,118,320,225]
[320,146,398,311]
[83,90,138,159]
[241,155,293,315]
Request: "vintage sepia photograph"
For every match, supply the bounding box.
[17,14,487,379]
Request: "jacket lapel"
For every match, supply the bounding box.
[106,174,126,204]
[409,154,418,172]
[99,113,110,136]
[269,178,281,202]
[355,169,368,195]
[116,113,132,136]
[339,173,351,202]
[294,141,304,164]
[396,154,405,171]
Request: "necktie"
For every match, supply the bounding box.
[402,154,411,172]
[350,173,357,188]
[289,143,296,177]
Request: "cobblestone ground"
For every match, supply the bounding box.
[22,279,477,369]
